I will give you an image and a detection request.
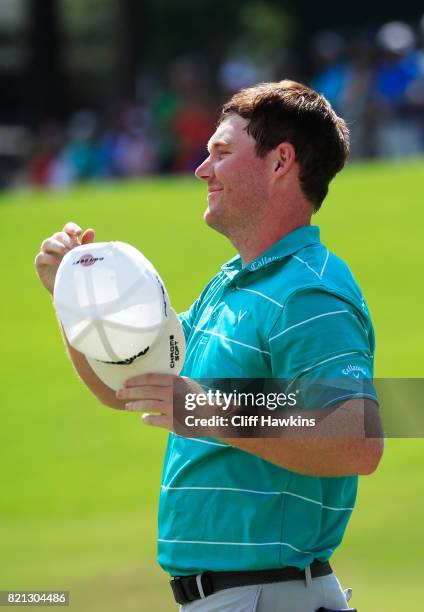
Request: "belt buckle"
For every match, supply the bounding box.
[170,573,213,605]
[170,577,188,605]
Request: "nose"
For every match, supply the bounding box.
[195,155,213,181]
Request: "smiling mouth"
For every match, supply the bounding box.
[208,188,223,194]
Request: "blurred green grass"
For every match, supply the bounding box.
[0,160,423,611]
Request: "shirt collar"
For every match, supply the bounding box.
[221,225,321,278]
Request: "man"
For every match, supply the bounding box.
[35,80,383,611]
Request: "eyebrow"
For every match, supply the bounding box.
[207,139,230,153]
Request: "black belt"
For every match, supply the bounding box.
[170,560,332,605]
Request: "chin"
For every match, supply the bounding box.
[203,208,228,235]
[203,207,215,228]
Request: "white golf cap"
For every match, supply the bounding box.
[53,241,185,390]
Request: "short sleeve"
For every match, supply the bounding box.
[269,288,378,407]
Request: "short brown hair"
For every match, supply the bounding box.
[219,80,350,211]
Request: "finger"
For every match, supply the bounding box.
[141,413,170,429]
[52,231,78,249]
[40,237,69,256]
[124,400,167,413]
[81,228,95,244]
[124,373,174,387]
[62,222,82,237]
[117,385,172,401]
[35,252,61,268]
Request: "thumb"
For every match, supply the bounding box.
[81,228,96,244]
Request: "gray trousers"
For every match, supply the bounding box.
[180,571,354,612]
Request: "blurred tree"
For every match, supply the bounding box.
[25,0,67,123]
[115,0,144,98]
[17,0,424,122]
[62,0,115,108]
[237,2,295,60]
[139,0,297,86]
[0,0,27,121]
[142,0,246,75]
[61,0,142,104]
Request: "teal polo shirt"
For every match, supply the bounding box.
[158,225,377,576]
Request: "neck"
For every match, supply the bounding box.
[233,215,311,267]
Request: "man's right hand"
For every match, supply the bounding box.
[35,222,96,295]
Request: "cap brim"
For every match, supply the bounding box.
[86,308,186,390]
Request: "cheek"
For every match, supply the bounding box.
[216,157,262,191]
[214,160,236,186]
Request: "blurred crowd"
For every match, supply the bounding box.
[28,83,216,189]
[310,21,424,159]
[4,20,424,190]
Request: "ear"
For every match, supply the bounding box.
[272,143,296,177]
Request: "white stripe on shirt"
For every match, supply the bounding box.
[158,538,314,555]
[235,287,284,309]
[161,485,353,512]
[270,310,350,341]
[194,327,270,355]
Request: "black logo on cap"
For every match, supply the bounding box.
[96,346,150,365]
